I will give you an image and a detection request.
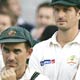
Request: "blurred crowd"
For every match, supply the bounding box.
[0,0,58,42]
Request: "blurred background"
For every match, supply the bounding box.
[0,0,57,42]
[20,0,51,25]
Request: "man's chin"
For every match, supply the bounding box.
[57,25,69,31]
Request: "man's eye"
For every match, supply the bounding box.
[15,51,20,55]
[2,47,9,53]
[3,48,9,53]
[14,50,21,55]
[54,8,59,12]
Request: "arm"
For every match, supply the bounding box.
[73,65,80,80]
[29,45,44,73]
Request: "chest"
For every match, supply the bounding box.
[41,44,80,67]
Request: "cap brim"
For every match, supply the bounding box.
[0,38,27,43]
[51,1,77,7]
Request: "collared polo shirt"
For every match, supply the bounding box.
[20,68,49,80]
[29,31,80,80]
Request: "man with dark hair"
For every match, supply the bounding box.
[0,26,49,80]
[29,0,80,80]
[36,2,56,26]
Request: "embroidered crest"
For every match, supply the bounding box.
[67,55,77,64]
[8,30,16,36]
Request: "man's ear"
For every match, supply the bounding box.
[78,10,80,20]
[26,48,33,59]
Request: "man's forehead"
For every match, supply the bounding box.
[53,5,74,9]
[1,43,26,51]
[2,43,25,47]
[54,4,69,7]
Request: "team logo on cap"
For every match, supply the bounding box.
[8,30,16,36]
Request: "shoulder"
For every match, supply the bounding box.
[23,68,49,80]
[33,31,57,49]
[30,69,49,80]
[33,38,51,49]
[30,38,52,59]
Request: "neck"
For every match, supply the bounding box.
[16,64,27,79]
[57,27,79,47]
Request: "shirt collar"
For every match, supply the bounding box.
[49,31,58,46]
[49,31,80,46]
[71,31,80,44]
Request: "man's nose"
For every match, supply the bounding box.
[58,10,65,18]
[8,53,15,61]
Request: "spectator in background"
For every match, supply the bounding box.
[6,0,21,18]
[31,2,56,41]
[39,25,58,41]
[0,0,34,32]
[0,0,8,12]
[0,10,17,34]
[36,2,55,28]
[7,0,34,31]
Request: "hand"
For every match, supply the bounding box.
[0,68,16,80]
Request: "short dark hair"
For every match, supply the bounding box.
[74,7,80,12]
[0,0,8,9]
[25,41,32,49]
[37,2,53,12]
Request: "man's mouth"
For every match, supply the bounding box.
[8,65,16,67]
[57,20,67,22]
[57,20,67,25]
[6,63,17,67]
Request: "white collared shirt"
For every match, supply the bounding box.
[0,49,5,72]
[20,68,49,80]
[29,31,80,80]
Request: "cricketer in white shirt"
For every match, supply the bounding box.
[29,32,80,80]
